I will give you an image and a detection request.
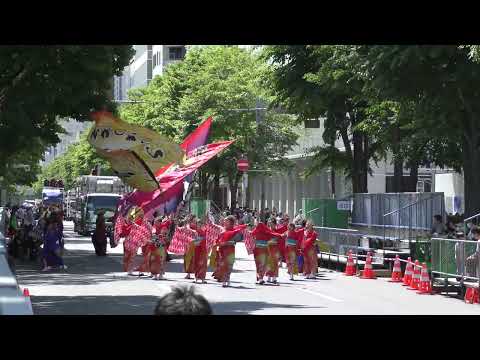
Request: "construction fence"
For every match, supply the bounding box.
[430,237,480,284]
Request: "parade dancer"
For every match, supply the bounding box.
[276,215,289,267]
[285,223,304,280]
[184,216,197,279]
[302,221,318,279]
[265,218,284,285]
[251,222,283,285]
[190,218,208,284]
[149,217,170,280]
[121,215,135,275]
[216,215,247,287]
[134,210,151,276]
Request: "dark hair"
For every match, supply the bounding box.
[225,215,236,224]
[472,227,480,236]
[154,285,212,315]
[434,215,442,222]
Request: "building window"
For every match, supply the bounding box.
[304,119,320,128]
[169,46,185,60]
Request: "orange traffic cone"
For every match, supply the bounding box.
[408,260,421,290]
[402,257,413,286]
[23,288,33,313]
[389,255,403,283]
[344,250,356,276]
[417,263,432,294]
[465,287,480,304]
[361,252,376,279]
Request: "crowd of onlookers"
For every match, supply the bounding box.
[217,205,307,229]
[1,203,66,272]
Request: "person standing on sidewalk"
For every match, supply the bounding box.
[93,211,108,256]
[41,217,66,271]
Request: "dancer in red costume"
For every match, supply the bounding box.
[302,221,318,279]
[265,218,284,285]
[149,217,171,280]
[190,217,208,284]
[134,212,151,276]
[183,216,197,279]
[251,222,283,285]
[276,214,289,267]
[285,223,304,280]
[216,215,247,287]
[121,210,136,275]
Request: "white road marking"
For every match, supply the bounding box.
[297,287,343,302]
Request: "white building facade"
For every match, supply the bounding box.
[41,118,91,166]
[113,45,186,102]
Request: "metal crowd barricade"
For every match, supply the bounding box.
[314,226,377,271]
[430,237,480,294]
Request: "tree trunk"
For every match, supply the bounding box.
[352,131,367,193]
[404,162,419,192]
[462,139,480,218]
[212,172,221,206]
[229,173,242,209]
[392,124,403,193]
[361,134,369,193]
[245,173,251,207]
[330,167,336,199]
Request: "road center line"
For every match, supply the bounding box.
[296,287,343,302]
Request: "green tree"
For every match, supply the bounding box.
[0,46,134,186]
[33,133,114,194]
[262,45,385,194]
[353,45,479,216]
[120,46,298,208]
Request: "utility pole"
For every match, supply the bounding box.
[256,98,266,211]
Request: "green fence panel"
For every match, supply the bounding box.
[190,198,210,219]
[302,198,349,228]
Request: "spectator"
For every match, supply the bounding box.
[93,211,107,256]
[154,285,213,315]
[431,215,445,236]
[465,228,480,278]
[23,207,35,260]
[41,217,66,271]
[293,209,305,227]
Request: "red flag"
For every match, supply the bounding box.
[243,228,255,255]
[169,226,197,254]
[114,215,127,245]
[156,141,233,193]
[206,223,224,250]
[126,221,152,252]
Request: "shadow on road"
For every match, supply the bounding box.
[31,295,160,315]
[211,301,325,315]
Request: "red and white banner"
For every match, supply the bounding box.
[169,226,197,254]
[114,215,126,245]
[126,221,152,252]
[206,223,224,250]
[156,141,233,193]
[243,228,255,255]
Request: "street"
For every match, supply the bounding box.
[13,221,480,315]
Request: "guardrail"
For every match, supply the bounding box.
[430,237,480,291]
[0,232,33,315]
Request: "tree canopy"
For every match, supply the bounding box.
[33,132,114,195]
[0,45,134,188]
[120,46,298,208]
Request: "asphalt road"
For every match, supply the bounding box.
[13,221,480,315]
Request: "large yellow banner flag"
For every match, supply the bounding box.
[88,111,185,192]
